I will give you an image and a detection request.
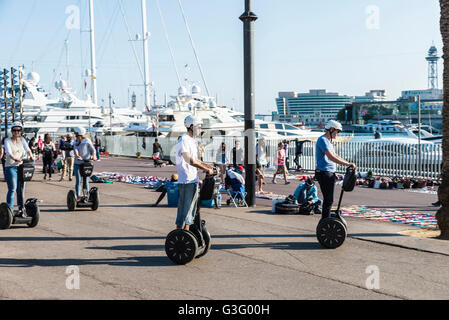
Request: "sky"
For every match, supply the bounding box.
[0,0,443,114]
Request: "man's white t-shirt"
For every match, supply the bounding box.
[176,134,199,184]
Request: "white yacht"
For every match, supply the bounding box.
[14,72,143,136]
[138,85,322,140]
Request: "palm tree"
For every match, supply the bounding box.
[436,0,449,238]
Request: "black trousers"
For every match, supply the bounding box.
[43,156,53,177]
[294,153,302,169]
[315,170,336,218]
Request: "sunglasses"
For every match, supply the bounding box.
[12,129,22,132]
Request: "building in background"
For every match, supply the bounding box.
[399,88,442,101]
[274,89,353,126]
[354,90,387,103]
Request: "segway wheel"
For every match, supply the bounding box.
[316,218,347,249]
[0,203,13,230]
[25,199,40,228]
[165,229,198,265]
[67,190,76,211]
[196,221,211,259]
[89,188,99,211]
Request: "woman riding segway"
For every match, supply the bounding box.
[3,122,35,217]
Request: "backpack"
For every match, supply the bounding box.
[43,144,53,158]
[342,167,357,192]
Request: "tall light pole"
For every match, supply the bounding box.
[141,0,151,109]
[88,0,98,105]
[240,0,257,207]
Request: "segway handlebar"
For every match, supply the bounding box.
[204,166,219,178]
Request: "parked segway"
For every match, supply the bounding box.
[165,168,220,265]
[0,159,40,230]
[316,166,357,249]
[67,160,99,211]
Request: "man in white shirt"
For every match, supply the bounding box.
[175,115,214,230]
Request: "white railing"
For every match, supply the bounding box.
[100,135,442,179]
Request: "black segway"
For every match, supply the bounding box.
[316,166,357,249]
[165,168,220,265]
[67,160,99,211]
[0,159,40,230]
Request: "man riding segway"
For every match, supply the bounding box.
[315,120,356,248]
[164,115,216,265]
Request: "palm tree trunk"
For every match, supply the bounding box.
[437,0,449,239]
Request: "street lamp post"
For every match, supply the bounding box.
[240,0,257,207]
[417,95,422,177]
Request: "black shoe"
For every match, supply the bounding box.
[432,201,441,207]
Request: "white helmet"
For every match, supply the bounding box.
[10,121,23,130]
[325,120,343,131]
[184,115,202,128]
[74,127,86,136]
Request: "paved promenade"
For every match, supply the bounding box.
[0,156,447,300]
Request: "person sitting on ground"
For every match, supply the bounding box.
[293,178,322,211]
[152,174,178,207]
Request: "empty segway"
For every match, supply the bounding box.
[165,168,219,265]
[316,166,357,249]
[0,159,40,230]
[67,160,99,211]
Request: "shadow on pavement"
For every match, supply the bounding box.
[0,256,175,268]
[0,236,166,241]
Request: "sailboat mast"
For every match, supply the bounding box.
[65,39,70,86]
[141,0,151,109]
[89,0,98,105]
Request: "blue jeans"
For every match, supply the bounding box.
[5,166,26,211]
[176,183,198,227]
[73,164,88,198]
[96,147,100,160]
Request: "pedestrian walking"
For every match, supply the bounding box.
[60,134,75,181]
[232,140,244,168]
[272,142,289,185]
[41,134,56,180]
[215,142,228,181]
[293,138,310,171]
[94,134,101,161]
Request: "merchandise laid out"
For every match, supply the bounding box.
[341,206,438,229]
[94,172,168,185]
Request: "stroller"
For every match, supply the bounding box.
[225,170,248,207]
